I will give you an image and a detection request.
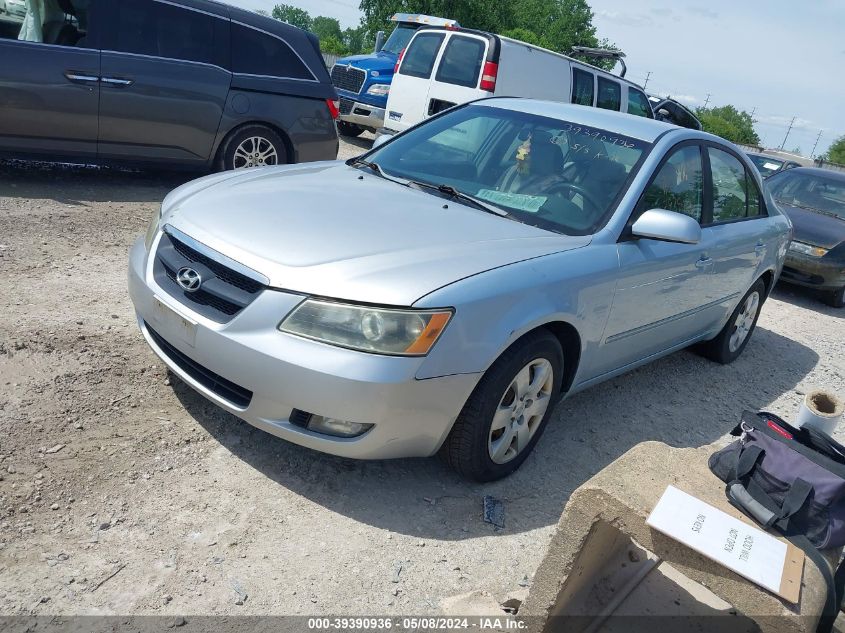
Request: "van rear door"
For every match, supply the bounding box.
[424,32,489,116]
[385,30,446,132]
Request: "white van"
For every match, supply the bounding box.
[379,27,653,137]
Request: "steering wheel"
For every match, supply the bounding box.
[546,182,603,216]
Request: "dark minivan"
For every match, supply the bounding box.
[0,0,339,170]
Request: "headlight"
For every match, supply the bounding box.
[144,206,162,250]
[366,83,390,97]
[279,299,452,356]
[788,241,828,257]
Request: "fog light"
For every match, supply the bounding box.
[307,415,373,438]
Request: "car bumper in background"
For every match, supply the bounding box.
[338,97,385,130]
[781,250,845,290]
[127,237,479,459]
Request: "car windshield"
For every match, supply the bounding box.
[381,24,418,54]
[748,154,784,178]
[768,171,845,218]
[366,104,651,235]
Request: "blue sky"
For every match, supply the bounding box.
[223,0,844,156]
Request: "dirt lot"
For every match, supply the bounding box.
[1,139,843,617]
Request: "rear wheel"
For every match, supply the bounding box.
[441,330,563,482]
[218,125,286,171]
[825,285,845,309]
[699,279,765,364]
[337,121,365,137]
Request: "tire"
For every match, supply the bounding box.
[441,330,564,482]
[699,279,766,364]
[337,121,365,137]
[218,125,287,171]
[824,286,845,309]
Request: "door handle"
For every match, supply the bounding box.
[695,257,713,270]
[754,242,766,255]
[64,71,99,84]
[101,77,135,87]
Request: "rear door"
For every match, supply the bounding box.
[596,76,621,112]
[386,30,446,132]
[425,32,489,115]
[0,0,100,158]
[97,0,232,166]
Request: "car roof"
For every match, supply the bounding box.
[474,97,698,143]
[773,166,845,181]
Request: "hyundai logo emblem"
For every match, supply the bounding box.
[176,267,202,292]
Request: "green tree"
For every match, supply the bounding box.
[824,135,845,164]
[501,27,541,46]
[343,26,371,54]
[272,4,312,30]
[695,105,761,146]
[320,35,349,55]
[312,16,344,42]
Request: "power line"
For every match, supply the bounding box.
[702,93,711,108]
[811,130,823,158]
[779,116,797,150]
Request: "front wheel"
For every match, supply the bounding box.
[218,125,286,171]
[824,285,845,309]
[441,330,563,482]
[699,279,766,364]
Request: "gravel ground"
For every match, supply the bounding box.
[0,139,843,617]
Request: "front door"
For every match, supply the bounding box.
[97,0,231,166]
[385,30,446,132]
[0,0,100,158]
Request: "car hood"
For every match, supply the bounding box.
[335,51,397,73]
[163,163,589,306]
[780,203,845,249]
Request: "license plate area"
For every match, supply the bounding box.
[151,296,197,347]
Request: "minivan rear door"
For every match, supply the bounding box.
[424,32,489,116]
[385,30,446,132]
[96,0,232,167]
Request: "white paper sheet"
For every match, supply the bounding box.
[647,485,787,594]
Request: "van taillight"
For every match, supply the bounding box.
[326,98,340,119]
[480,61,498,91]
[394,48,405,73]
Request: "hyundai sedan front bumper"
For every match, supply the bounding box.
[127,236,480,459]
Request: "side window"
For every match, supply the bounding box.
[627,88,653,118]
[708,148,749,222]
[231,24,313,79]
[571,68,594,106]
[641,146,703,222]
[12,0,94,48]
[399,32,446,79]
[596,77,621,111]
[435,36,485,88]
[113,0,215,65]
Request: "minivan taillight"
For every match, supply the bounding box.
[326,98,340,120]
[394,48,405,73]
[480,61,498,92]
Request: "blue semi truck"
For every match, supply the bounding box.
[330,13,459,137]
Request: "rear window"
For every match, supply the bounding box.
[435,35,485,88]
[231,24,314,80]
[112,0,215,65]
[399,32,445,79]
[627,88,653,118]
[596,77,621,111]
[571,68,594,106]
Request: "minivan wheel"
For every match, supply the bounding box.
[824,285,845,309]
[337,121,365,137]
[699,279,766,364]
[219,125,286,171]
[441,330,563,482]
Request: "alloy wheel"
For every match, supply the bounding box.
[729,291,760,353]
[233,136,279,169]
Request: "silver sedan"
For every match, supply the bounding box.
[128,99,791,481]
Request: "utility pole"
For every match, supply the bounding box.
[750,106,757,118]
[779,116,796,151]
[702,93,711,108]
[643,71,651,90]
[811,130,823,158]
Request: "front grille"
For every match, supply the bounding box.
[153,231,266,323]
[145,323,253,408]
[339,97,354,115]
[331,64,366,93]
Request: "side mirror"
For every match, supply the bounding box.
[371,133,392,149]
[374,31,385,53]
[631,208,701,244]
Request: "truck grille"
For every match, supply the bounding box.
[331,64,366,94]
[145,323,253,409]
[153,230,266,323]
[339,97,354,115]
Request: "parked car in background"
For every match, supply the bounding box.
[331,13,458,137]
[648,95,702,130]
[0,0,26,22]
[129,99,789,481]
[0,0,339,171]
[768,167,845,307]
[378,27,653,138]
[747,152,802,179]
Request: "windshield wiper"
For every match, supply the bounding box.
[775,198,843,219]
[347,157,414,187]
[411,181,510,217]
